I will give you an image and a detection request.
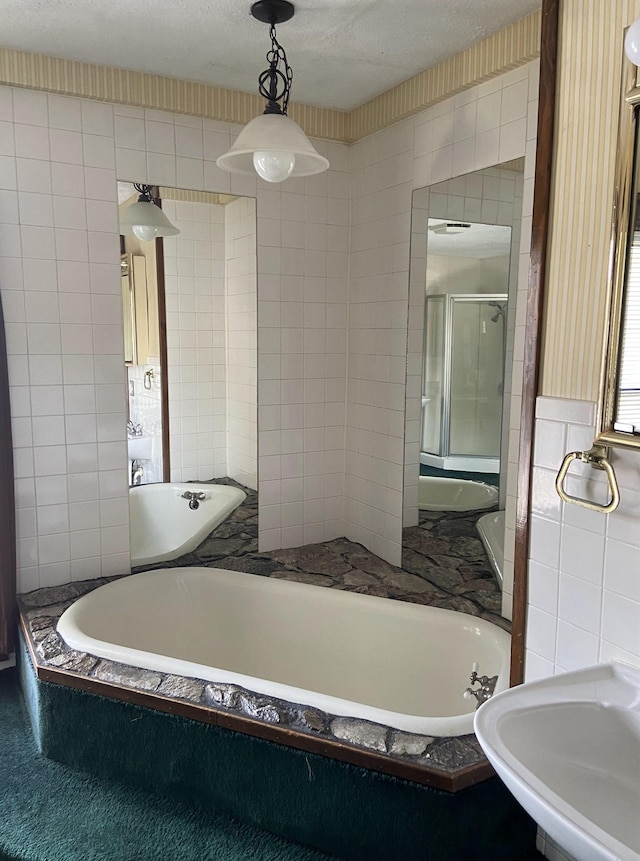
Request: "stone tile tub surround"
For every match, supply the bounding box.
[20,482,508,785]
[20,579,490,788]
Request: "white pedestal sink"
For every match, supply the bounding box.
[474,662,640,861]
[127,434,152,462]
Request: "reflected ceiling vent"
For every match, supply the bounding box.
[429,222,472,235]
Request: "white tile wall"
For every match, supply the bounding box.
[1,63,546,597]
[2,87,129,593]
[226,196,257,490]
[1,83,351,586]
[163,198,228,482]
[525,395,640,679]
[348,63,538,573]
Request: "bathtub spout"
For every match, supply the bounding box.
[181,490,206,510]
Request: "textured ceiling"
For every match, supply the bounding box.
[0,0,540,111]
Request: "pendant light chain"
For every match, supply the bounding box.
[258,22,293,115]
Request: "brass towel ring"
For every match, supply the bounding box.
[555,445,620,513]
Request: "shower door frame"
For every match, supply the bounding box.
[422,292,508,473]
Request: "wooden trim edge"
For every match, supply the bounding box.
[511,0,560,686]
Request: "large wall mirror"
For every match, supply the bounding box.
[598,63,640,451]
[403,160,525,630]
[118,183,258,570]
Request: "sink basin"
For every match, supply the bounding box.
[127,434,152,461]
[474,662,640,861]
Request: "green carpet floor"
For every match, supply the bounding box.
[0,667,336,861]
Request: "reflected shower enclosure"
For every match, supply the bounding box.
[422,292,508,474]
[421,219,512,476]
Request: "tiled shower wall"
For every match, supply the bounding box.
[162,198,227,482]
[346,62,538,577]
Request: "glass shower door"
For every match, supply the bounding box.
[449,297,505,459]
[421,295,445,455]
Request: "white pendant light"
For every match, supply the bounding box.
[217,0,329,183]
[119,185,180,240]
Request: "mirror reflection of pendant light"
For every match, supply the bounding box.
[119,184,180,241]
[429,222,472,235]
[217,0,329,183]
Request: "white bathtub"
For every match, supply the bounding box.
[129,483,246,567]
[57,566,511,737]
[418,475,499,512]
[476,510,505,588]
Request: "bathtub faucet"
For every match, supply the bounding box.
[463,662,498,709]
[181,490,206,510]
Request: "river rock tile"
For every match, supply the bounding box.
[450,536,487,560]
[381,570,438,594]
[341,551,398,578]
[204,683,242,709]
[421,736,486,771]
[268,571,334,587]
[297,707,327,732]
[402,529,450,557]
[195,537,248,559]
[330,718,388,752]
[158,675,205,702]
[48,650,99,674]
[210,520,250,539]
[93,661,162,691]
[238,693,284,723]
[342,570,382,588]
[215,556,282,575]
[36,631,66,661]
[402,549,465,591]
[20,580,105,609]
[390,732,433,756]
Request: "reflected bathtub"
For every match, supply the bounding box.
[57,565,511,737]
[418,476,499,512]
[476,510,505,588]
[130,483,246,567]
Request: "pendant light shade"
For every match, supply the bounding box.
[217,113,329,180]
[119,185,180,241]
[216,0,329,183]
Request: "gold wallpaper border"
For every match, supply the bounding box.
[158,188,237,206]
[0,9,540,144]
[349,10,541,141]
